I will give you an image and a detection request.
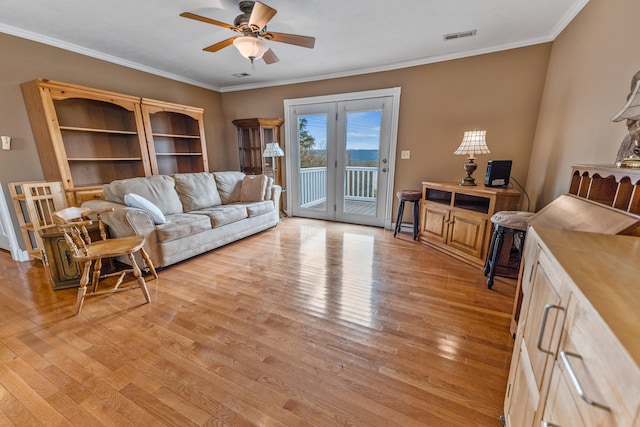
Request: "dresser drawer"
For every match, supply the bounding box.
[559,295,640,426]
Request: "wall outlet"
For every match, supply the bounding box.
[400,150,410,159]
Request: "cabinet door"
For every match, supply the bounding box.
[421,203,450,243]
[447,210,486,257]
[505,250,567,427]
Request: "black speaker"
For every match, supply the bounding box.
[484,160,512,187]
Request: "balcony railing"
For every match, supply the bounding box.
[299,166,378,207]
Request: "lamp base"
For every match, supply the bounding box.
[460,159,478,186]
[460,176,477,186]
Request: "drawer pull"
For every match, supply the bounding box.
[536,304,564,355]
[560,351,611,412]
[541,422,561,427]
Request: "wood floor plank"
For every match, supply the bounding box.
[0,218,516,425]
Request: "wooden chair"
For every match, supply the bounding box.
[53,207,157,315]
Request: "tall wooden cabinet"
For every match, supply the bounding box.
[21,79,208,206]
[418,181,521,268]
[141,99,208,175]
[503,227,640,427]
[232,118,284,180]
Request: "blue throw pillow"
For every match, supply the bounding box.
[124,193,166,224]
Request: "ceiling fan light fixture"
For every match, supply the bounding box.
[233,36,269,62]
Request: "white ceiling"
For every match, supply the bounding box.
[0,0,588,92]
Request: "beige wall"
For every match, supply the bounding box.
[222,44,551,214]
[0,33,225,248]
[526,0,640,209]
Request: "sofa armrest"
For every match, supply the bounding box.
[82,200,156,238]
[82,199,161,267]
[270,184,282,203]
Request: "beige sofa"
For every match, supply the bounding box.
[82,171,280,268]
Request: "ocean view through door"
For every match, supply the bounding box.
[285,89,400,228]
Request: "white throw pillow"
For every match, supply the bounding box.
[124,193,166,224]
[240,175,268,202]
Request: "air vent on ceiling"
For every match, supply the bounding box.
[443,29,477,41]
[232,72,251,77]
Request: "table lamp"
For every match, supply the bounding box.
[453,130,491,186]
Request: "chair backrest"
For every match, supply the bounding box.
[53,207,111,258]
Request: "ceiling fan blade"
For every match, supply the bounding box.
[180,12,235,30]
[262,48,280,64]
[203,37,238,52]
[248,2,277,31]
[264,31,315,49]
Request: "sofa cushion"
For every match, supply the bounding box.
[174,172,222,212]
[244,201,275,217]
[106,175,183,215]
[213,171,245,204]
[155,213,211,242]
[124,193,166,224]
[240,174,268,202]
[191,205,248,228]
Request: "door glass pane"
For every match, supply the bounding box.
[298,114,328,211]
[342,110,382,216]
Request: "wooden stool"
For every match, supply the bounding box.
[483,211,535,289]
[394,190,421,240]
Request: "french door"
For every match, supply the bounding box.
[284,88,400,228]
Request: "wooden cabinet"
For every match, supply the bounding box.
[21,79,209,206]
[504,227,640,427]
[40,225,114,290]
[141,98,208,175]
[21,79,152,206]
[232,118,284,179]
[418,182,521,268]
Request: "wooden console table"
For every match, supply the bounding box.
[418,182,521,268]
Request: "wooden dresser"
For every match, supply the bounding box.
[503,227,640,427]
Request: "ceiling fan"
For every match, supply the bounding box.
[180,1,316,65]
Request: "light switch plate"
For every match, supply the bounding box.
[401,150,410,159]
[1,136,10,150]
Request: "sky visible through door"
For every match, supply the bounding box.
[301,110,382,167]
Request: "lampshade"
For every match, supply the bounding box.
[454,130,491,157]
[612,79,640,122]
[233,36,269,62]
[263,142,284,158]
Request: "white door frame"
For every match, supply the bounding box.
[284,87,401,229]
[0,183,29,261]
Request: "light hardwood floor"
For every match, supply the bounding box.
[0,218,516,426]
